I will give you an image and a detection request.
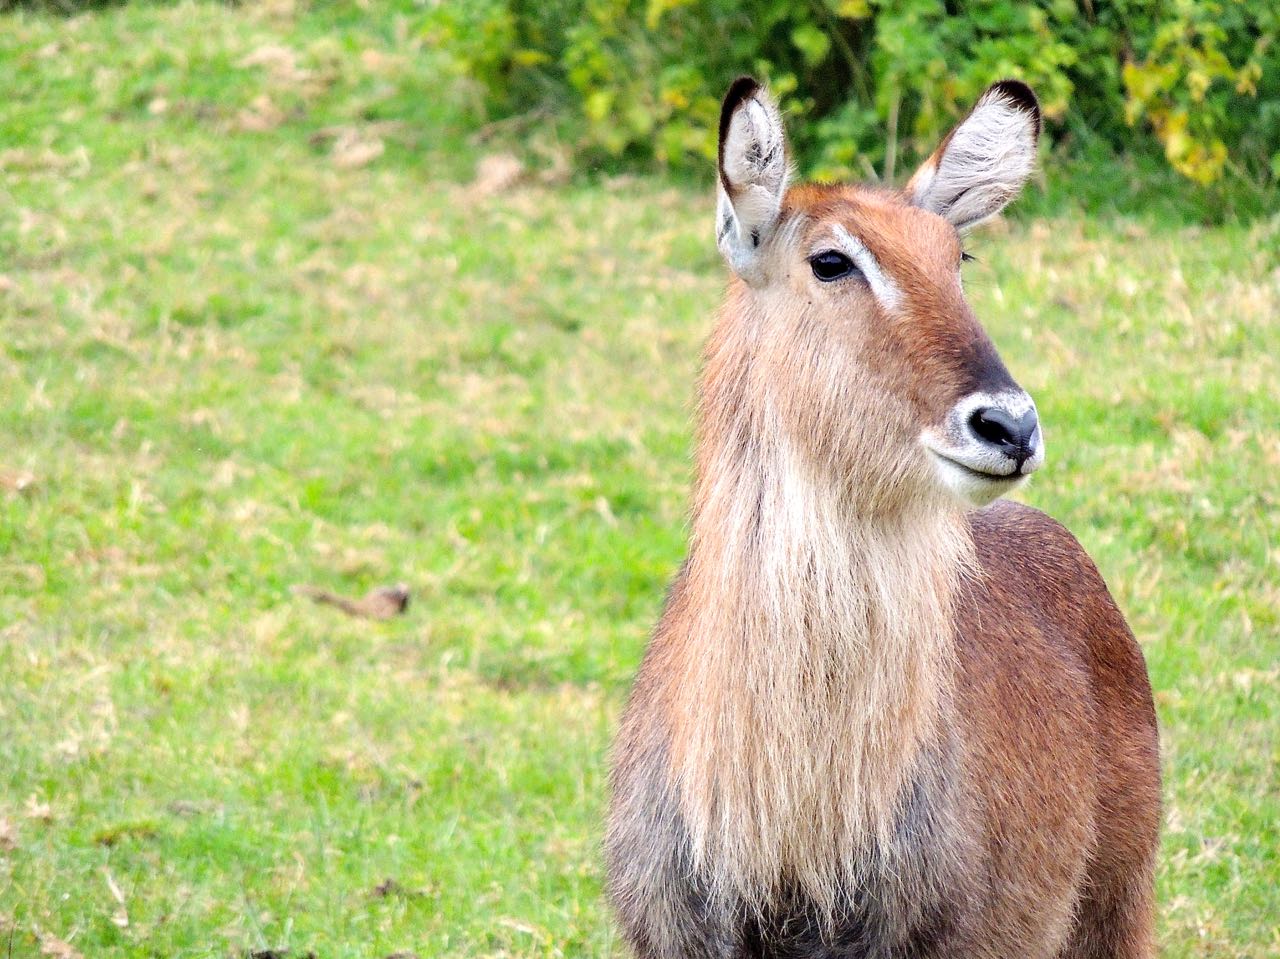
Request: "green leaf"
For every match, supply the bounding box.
[791,24,832,68]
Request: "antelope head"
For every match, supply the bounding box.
[713,77,1045,512]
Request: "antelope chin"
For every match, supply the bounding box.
[926,448,1027,507]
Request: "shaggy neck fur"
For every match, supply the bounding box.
[664,308,975,920]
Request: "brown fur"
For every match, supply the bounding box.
[606,83,1159,959]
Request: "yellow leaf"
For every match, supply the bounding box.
[1236,61,1262,96]
[585,89,613,122]
[512,49,551,68]
[645,0,693,30]
[660,87,690,110]
[834,0,871,18]
[1186,69,1210,102]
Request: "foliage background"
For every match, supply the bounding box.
[426,0,1279,206]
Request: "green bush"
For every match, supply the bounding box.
[422,0,1279,191]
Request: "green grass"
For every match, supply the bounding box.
[0,4,1277,957]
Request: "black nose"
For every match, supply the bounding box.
[969,406,1039,466]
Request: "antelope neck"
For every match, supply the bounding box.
[667,412,973,915]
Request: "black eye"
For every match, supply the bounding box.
[961,251,977,264]
[809,250,859,282]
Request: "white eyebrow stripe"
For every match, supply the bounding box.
[830,225,903,311]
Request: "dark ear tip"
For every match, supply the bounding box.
[718,76,763,176]
[723,76,762,113]
[988,79,1041,137]
[720,76,761,136]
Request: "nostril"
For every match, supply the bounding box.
[969,407,1039,460]
[969,407,1019,448]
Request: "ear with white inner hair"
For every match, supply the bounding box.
[716,76,788,282]
[906,80,1041,230]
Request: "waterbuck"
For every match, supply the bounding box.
[604,78,1161,958]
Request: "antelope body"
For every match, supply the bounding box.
[605,79,1160,959]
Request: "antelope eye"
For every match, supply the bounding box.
[809,250,860,283]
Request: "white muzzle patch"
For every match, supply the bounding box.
[921,390,1045,507]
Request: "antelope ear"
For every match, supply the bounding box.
[716,77,788,280]
[906,80,1041,230]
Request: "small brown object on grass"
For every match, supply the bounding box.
[38,934,83,959]
[0,468,36,495]
[292,583,410,620]
[469,153,525,197]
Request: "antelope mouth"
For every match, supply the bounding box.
[926,448,1029,507]
[928,450,1024,483]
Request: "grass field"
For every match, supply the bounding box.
[1,4,1277,957]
